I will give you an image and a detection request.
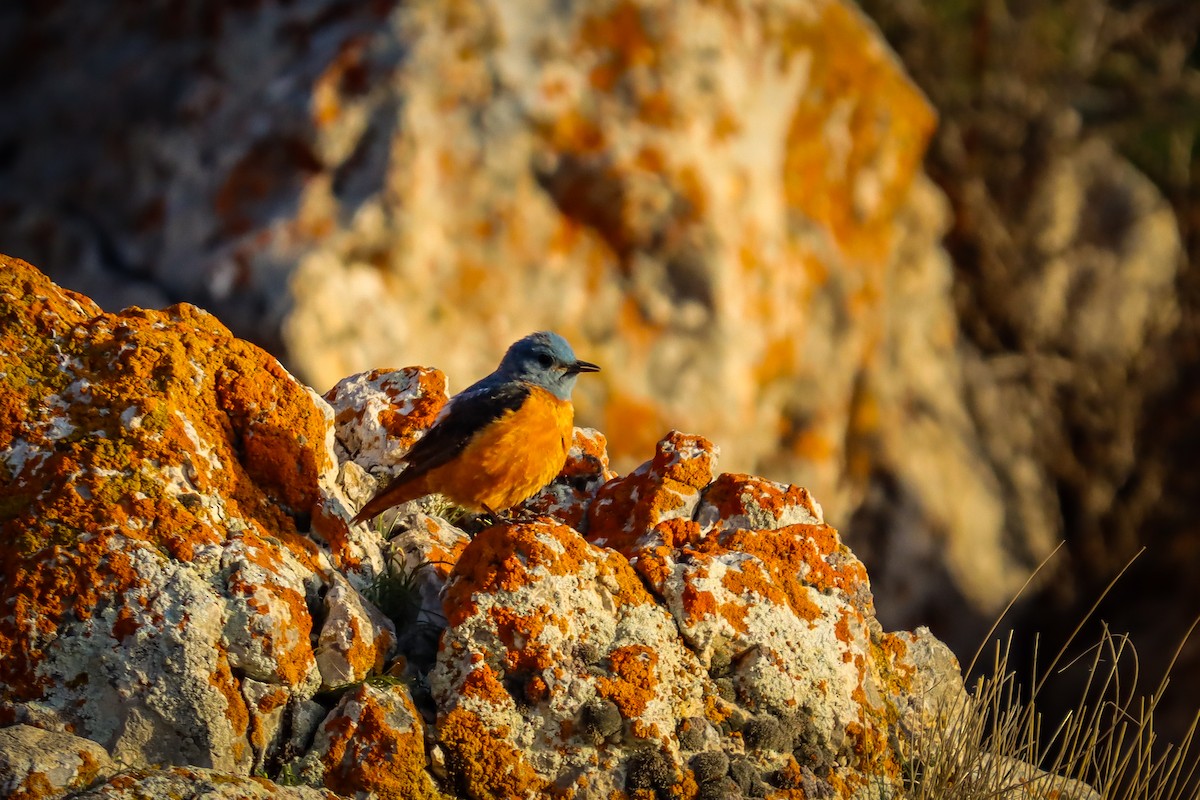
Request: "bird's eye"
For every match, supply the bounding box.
[537,353,555,368]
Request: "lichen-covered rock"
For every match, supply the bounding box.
[314,573,397,688]
[1,257,1100,799]
[522,427,617,530]
[324,366,449,478]
[294,682,442,800]
[0,257,390,773]
[70,766,341,800]
[586,430,719,555]
[380,510,472,674]
[0,725,114,800]
[590,431,908,795]
[696,472,825,533]
[430,518,721,799]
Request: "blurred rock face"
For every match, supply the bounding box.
[0,0,1183,647]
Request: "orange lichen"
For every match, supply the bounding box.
[0,257,333,709]
[446,519,651,627]
[560,428,615,482]
[652,518,702,549]
[227,569,318,686]
[459,662,513,706]
[370,367,449,451]
[595,645,659,719]
[632,545,674,591]
[700,473,820,526]
[586,431,715,556]
[318,684,438,800]
[208,648,250,765]
[342,613,385,679]
[248,686,291,751]
[440,706,545,799]
[778,2,935,265]
[703,691,733,726]
[524,675,550,705]
[716,556,800,624]
[681,582,717,627]
[702,523,869,613]
[492,606,565,678]
[111,606,140,643]
[835,612,856,663]
[876,632,911,674]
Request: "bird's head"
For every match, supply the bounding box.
[498,331,600,400]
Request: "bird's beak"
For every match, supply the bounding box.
[570,360,601,374]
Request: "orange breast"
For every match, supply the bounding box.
[422,386,575,511]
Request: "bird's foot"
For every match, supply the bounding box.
[506,505,554,524]
[478,504,549,526]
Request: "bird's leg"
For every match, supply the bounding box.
[481,503,506,526]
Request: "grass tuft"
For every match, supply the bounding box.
[365,557,428,633]
[902,549,1200,799]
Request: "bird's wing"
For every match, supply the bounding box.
[399,380,531,478]
[352,381,531,521]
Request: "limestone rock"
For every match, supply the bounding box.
[383,511,471,671]
[522,427,617,531]
[314,573,397,689]
[0,257,390,774]
[71,766,340,800]
[0,725,113,800]
[294,682,441,799]
[1,258,1103,799]
[324,366,449,479]
[587,430,720,556]
[430,518,717,799]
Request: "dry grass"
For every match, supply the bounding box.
[903,551,1200,799]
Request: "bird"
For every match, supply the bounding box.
[351,331,600,524]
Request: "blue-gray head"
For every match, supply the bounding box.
[497,331,600,400]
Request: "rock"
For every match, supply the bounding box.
[1,258,1105,799]
[71,766,340,799]
[380,510,472,672]
[324,366,449,479]
[885,627,970,752]
[586,430,719,555]
[696,472,825,533]
[430,518,716,799]
[0,257,390,774]
[313,573,396,689]
[0,725,113,800]
[293,682,440,799]
[522,427,617,531]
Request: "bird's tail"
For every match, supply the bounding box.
[350,474,428,525]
